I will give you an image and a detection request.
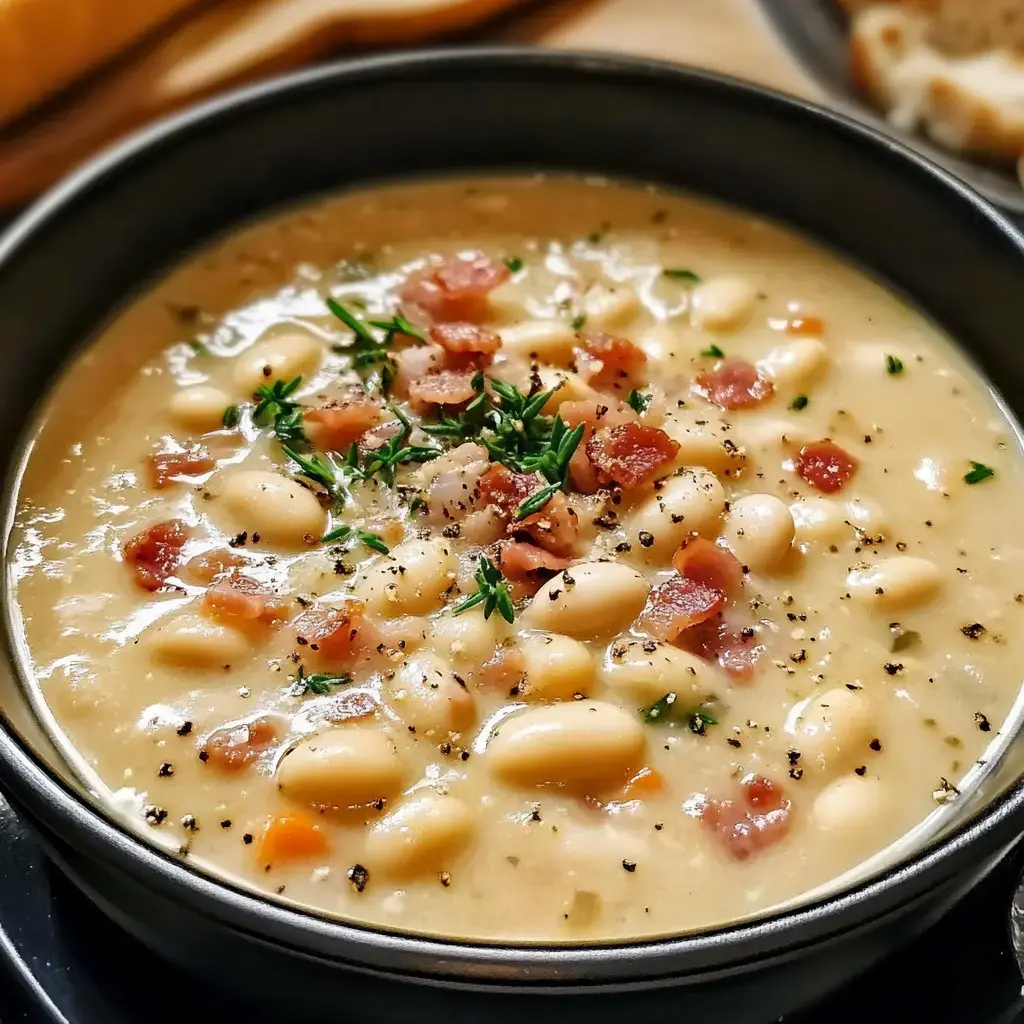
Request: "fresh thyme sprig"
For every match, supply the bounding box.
[453,555,515,623]
[252,376,305,443]
[360,405,441,487]
[515,416,585,519]
[327,299,427,396]
[321,524,390,554]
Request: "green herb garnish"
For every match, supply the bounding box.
[187,338,209,355]
[504,256,523,273]
[514,416,585,520]
[643,692,719,734]
[885,354,904,375]
[701,344,725,359]
[327,298,413,394]
[453,555,515,623]
[627,389,652,415]
[321,524,390,554]
[663,268,701,282]
[222,404,240,429]
[359,405,441,487]
[282,445,342,493]
[570,314,586,331]
[294,665,353,696]
[367,313,427,345]
[790,395,809,411]
[252,376,305,443]
[964,461,995,485]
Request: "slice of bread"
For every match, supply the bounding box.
[849,3,1024,162]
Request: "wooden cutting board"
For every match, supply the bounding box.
[0,0,822,207]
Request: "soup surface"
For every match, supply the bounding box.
[10,177,1024,942]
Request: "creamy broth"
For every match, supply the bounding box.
[10,177,1024,942]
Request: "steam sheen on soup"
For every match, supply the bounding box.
[10,177,1024,941]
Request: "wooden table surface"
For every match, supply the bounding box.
[496,0,824,99]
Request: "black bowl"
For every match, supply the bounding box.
[2,49,1024,1024]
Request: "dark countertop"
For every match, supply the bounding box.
[0,793,1022,1023]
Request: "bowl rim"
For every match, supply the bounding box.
[3,45,1024,980]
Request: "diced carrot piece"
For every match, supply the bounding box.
[623,766,664,799]
[785,315,824,336]
[257,813,329,863]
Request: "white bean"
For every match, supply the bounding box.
[355,538,457,615]
[534,368,599,413]
[487,701,645,787]
[600,639,714,706]
[846,556,941,609]
[845,498,888,534]
[721,493,795,573]
[277,728,404,808]
[788,687,874,775]
[624,468,726,560]
[690,277,757,332]
[523,562,650,639]
[169,385,231,433]
[581,284,640,328]
[757,339,828,389]
[519,633,595,701]
[499,319,577,364]
[790,497,847,544]
[365,793,474,878]
[428,605,512,667]
[813,774,888,833]
[217,470,326,547]
[636,324,691,369]
[146,611,251,668]
[232,330,322,394]
[663,416,747,477]
[387,651,475,736]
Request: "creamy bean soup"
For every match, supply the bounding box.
[10,177,1024,941]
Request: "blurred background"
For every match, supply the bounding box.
[5,0,1024,212]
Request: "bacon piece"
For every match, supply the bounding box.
[400,253,508,322]
[430,321,501,356]
[637,574,724,641]
[673,537,744,596]
[518,492,580,557]
[498,540,571,593]
[294,603,380,671]
[577,332,646,388]
[201,574,289,624]
[795,440,858,494]
[586,422,679,489]
[694,359,774,411]
[680,618,764,680]
[123,519,189,591]
[559,398,639,493]
[700,773,792,860]
[201,717,279,772]
[408,368,478,407]
[478,464,545,519]
[180,549,246,585]
[303,396,380,452]
[478,466,580,555]
[147,446,215,488]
